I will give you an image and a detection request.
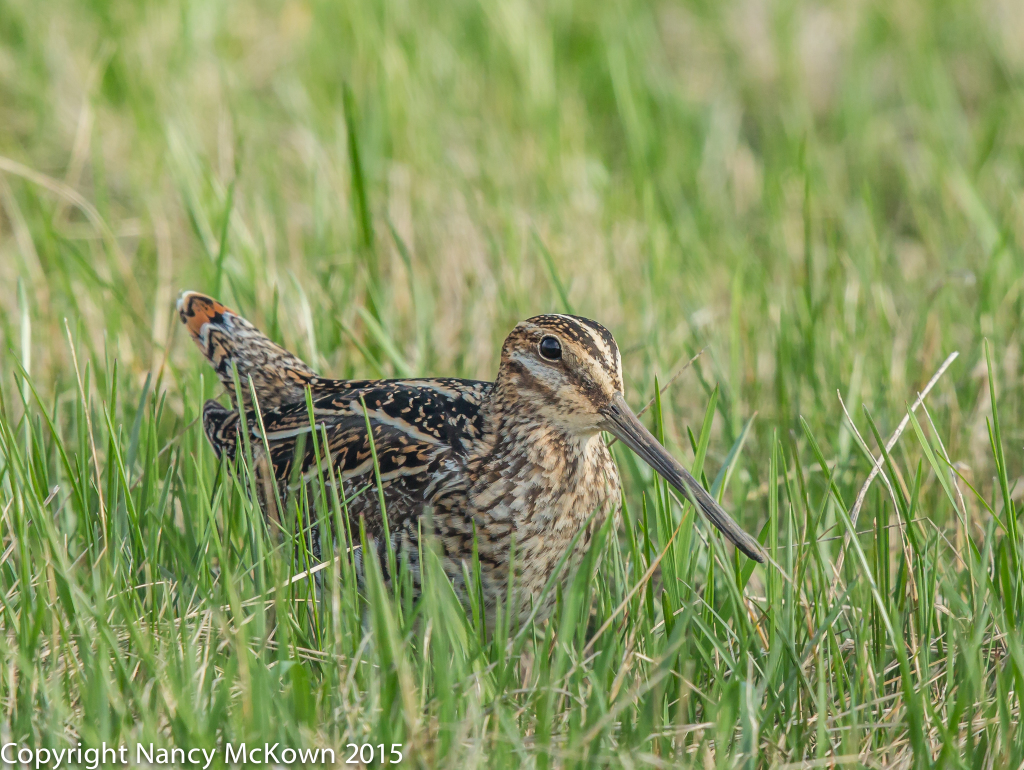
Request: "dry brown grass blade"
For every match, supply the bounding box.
[829,351,958,598]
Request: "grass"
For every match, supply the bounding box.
[1,0,1024,766]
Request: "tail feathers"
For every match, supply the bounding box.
[178,291,318,408]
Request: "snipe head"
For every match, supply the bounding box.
[497,314,764,562]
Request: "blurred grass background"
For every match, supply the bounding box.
[1,0,1024,766]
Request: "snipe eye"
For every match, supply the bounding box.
[539,336,562,361]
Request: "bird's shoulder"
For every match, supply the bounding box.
[263,377,491,446]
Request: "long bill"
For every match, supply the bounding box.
[601,393,765,563]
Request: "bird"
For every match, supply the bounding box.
[177,291,764,624]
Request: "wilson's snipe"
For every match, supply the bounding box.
[179,291,764,622]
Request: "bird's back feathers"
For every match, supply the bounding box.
[178,291,493,567]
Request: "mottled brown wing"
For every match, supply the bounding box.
[203,379,492,536]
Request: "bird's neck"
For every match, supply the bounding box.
[485,383,599,461]
[474,388,612,506]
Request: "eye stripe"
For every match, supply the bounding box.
[525,314,618,373]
